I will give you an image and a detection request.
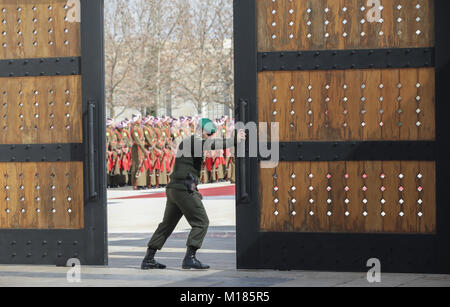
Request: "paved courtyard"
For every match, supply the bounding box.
[1,183,450,287]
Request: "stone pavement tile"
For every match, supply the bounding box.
[398,275,450,287]
[269,271,362,287]
[107,184,235,234]
[108,198,235,234]
[0,276,69,287]
[64,279,168,287]
[1,264,450,287]
[161,270,295,287]
[0,276,153,287]
[0,265,222,287]
[335,273,424,287]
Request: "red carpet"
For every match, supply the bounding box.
[111,185,236,200]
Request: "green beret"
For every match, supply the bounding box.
[198,118,217,134]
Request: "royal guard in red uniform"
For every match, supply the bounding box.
[112,125,124,187]
[150,118,163,188]
[200,150,209,184]
[204,150,214,183]
[162,143,173,183]
[171,120,183,148]
[219,122,229,181]
[118,121,132,186]
[226,119,236,183]
[216,121,227,182]
[157,135,168,187]
[107,115,237,189]
[160,117,173,186]
[106,118,118,188]
[218,149,227,182]
[143,116,157,188]
[210,150,220,183]
[130,114,148,190]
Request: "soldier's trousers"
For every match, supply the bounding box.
[147,188,209,250]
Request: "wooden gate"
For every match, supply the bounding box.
[0,0,106,265]
[235,0,450,273]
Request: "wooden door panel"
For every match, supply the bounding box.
[0,0,81,59]
[257,0,434,52]
[260,161,436,233]
[0,2,84,232]
[256,1,436,234]
[0,75,82,144]
[258,68,435,141]
[0,162,84,229]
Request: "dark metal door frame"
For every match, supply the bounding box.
[0,0,107,266]
[234,0,450,273]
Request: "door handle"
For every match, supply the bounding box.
[88,99,98,200]
[239,99,249,203]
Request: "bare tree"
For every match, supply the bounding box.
[127,0,189,115]
[104,0,137,118]
[104,0,234,119]
[175,0,233,115]
[208,0,234,115]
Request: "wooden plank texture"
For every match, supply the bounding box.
[0,75,82,144]
[257,0,434,52]
[0,0,81,59]
[258,68,435,141]
[0,162,84,229]
[260,161,436,234]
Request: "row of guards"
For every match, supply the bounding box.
[106,115,236,190]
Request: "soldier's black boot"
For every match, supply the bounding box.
[141,248,166,270]
[182,246,210,270]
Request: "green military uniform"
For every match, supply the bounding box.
[131,123,148,188]
[147,134,235,250]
